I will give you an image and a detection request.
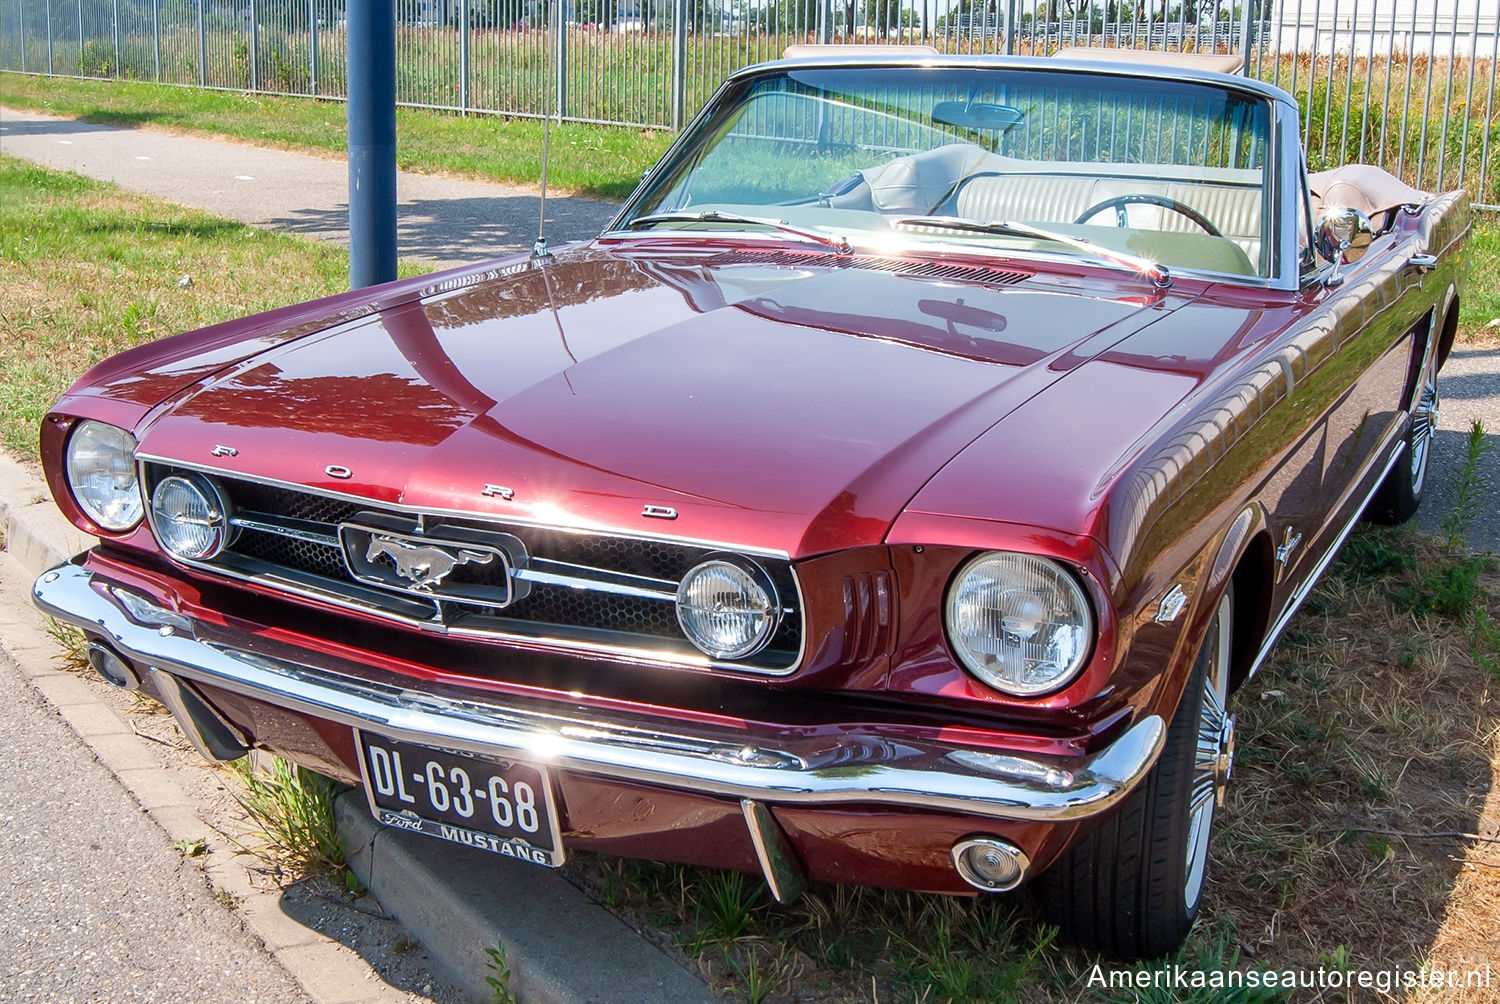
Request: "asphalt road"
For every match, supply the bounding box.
[0,572,313,1003]
[0,105,1494,549]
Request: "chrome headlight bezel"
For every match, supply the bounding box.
[149,472,235,561]
[64,420,144,532]
[676,556,781,661]
[944,551,1095,697]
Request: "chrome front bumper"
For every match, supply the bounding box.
[33,559,1165,824]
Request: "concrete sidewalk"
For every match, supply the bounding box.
[0,107,620,269]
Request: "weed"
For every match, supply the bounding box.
[227,754,346,881]
[1442,420,1492,550]
[727,949,774,1004]
[483,941,516,1004]
[42,616,90,673]
[694,870,762,944]
[213,884,242,909]
[390,937,418,955]
[173,836,207,858]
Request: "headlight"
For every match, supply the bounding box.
[150,473,233,560]
[64,420,143,532]
[945,552,1093,696]
[676,558,780,660]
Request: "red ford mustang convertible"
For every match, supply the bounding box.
[34,48,1467,956]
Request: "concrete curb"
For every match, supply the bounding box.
[0,449,714,1003]
[339,793,712,1003]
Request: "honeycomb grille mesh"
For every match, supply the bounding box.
[150,469,800,665]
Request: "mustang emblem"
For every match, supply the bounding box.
[365,535,495,591]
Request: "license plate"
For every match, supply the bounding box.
[356,732,564,867]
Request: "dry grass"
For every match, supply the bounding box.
[1211,532,1499,995]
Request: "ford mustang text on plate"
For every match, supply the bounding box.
[33,48,1468,956]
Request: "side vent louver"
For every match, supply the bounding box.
[842,571,893,664]
[704,250,1030,287]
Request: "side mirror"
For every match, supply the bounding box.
[1315,207,1374,287]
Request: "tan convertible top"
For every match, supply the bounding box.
[1052,46,1245,76]
[1309,164,1431,219]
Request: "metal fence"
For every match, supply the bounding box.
[1,0,1498,206]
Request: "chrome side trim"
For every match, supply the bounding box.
[35,561,1166,823]
[229,514,339,547]
[515,558,678,602]
[137,454,793,559]
[1247,438,1406,681]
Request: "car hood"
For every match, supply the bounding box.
[134,246,1180,556]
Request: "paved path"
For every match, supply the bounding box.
[0,107,619,268]
[0,104,1494,549]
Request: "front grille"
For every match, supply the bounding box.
[142,465,802,674]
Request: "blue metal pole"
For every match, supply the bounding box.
[347,0,397,289]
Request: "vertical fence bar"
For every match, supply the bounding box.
[459,0,469,111]
[1415,0,1438,186]
[110,0,118,71]
[671,0,685,129]
[1238,0,1251,71]
[45,0,52,73]
[1004,0,1016,56]
[1319,0,1336,166]
[1434,0,1459,191]
[195,0,204,86]
[1377,0,1395,166]
[1395,0,1418,179]
[553,0,566,121]
[309,0,318,96]
[1456,3,1479,191]
[1479,12,1500,204]
[249,0,258,91]
[1339,0,1354,166]
[74,0,80,69]
[152,0,159,80]
[1358,0,1374,163]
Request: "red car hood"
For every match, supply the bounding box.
[134,247,1176,556]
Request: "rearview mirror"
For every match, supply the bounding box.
[932,101,1024,133]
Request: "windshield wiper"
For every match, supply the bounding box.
[620,210,853,255]
[893,216,1171,289]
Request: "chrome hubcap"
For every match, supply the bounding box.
[1193,687,1236,811]
[1410,374,1439,495]
[1184,594,1233,909]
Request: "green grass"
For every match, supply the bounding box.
[0,73,669,200]
[229,753,348,881]
[1460,220,1500,330]
[0,155,429,458]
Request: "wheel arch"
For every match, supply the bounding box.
[1435,287,1460,370]
[1202,504,1275,695]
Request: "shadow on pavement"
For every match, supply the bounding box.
[263,194,619,266]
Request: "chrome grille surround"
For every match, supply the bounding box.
[137,458,804,675]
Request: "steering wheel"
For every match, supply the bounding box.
[1074,194,1222,237]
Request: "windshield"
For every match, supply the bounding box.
[617,65,1275,280]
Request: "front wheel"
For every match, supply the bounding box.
[1041,589,1235,958]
